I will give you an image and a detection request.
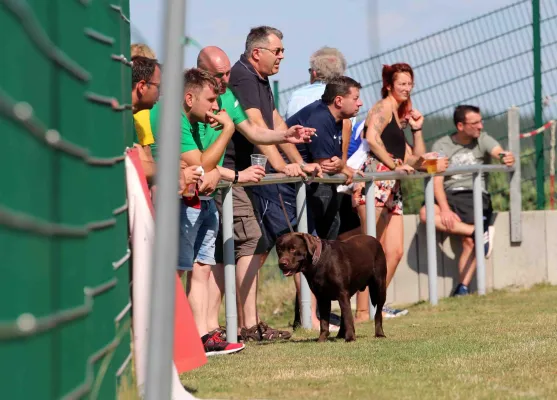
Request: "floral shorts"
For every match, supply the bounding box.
[357,156,404,215]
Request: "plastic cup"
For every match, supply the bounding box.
[251,154,267,168]
[423,152,446,174]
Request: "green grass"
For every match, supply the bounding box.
[181,284,557,400]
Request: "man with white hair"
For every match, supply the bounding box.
[285,47,348,119]
[284,47,354,331]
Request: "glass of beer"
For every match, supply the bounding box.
[423,152,446,174]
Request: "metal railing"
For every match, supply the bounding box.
[217,107,521,342]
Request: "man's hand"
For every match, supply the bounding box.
[281,163,306,177]
[407,109,424,131]
[301,162,323,177]
[284,125,316,144]
[178,164,203,194]
[198,168,221,196]
[343,166,364,185]
[206,109,233,131]
[320,156,343,174]
[440,208,461,231]
[501,151,515,167]
[239,165,266,183]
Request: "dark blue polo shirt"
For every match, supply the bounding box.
[256,100,343,206]
[290,100,343,162]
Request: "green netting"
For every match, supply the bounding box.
[0,1,132,398]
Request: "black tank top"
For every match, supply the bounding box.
[364,112,407,160]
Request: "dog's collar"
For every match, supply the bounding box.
[312,238,322,265]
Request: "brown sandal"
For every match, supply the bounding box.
[240,321,292,342]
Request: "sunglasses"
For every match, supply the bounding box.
[258,47,285,56]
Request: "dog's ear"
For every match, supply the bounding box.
[298,233,317,256]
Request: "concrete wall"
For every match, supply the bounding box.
[385,209,557,305]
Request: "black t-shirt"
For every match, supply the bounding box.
[224,54,276,171]
[257,100,344,206]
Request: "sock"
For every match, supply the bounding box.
[201,333,210,343]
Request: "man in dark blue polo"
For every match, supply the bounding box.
[254,76,363,330]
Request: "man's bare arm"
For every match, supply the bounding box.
[244,108,289,171]
[433,175,450,211]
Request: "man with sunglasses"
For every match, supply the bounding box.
[419,105,515,297]
[212,26,324,342]
[195,44,318,343]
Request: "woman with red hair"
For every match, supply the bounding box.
[349,63,447,319]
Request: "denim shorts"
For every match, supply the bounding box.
[178,199,219,271]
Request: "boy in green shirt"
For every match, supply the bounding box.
[150,68,245,356]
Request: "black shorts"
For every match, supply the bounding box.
[306,183,341,240]
[443,190,493,226]
[252,191,298,254]
[338,193,361,235]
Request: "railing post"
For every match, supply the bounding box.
[145,0,186,398]
[508,106,522,243]
[222,186,238,343]
[296,182,312,330]
[424,177,439,305]
[473,172,486,296]
[364,181,377,318]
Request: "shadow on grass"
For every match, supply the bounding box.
[182,384,198,394]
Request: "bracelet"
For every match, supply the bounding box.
[411,128,422,133]
[232,170,239,184]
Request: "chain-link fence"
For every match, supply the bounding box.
[277,0,557,212]
[0,0,133,398]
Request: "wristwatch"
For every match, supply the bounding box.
[299,161,308,169]
[233,170,239,184]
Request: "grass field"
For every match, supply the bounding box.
[180,283,557,400]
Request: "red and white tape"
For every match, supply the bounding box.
[519,120,555,139]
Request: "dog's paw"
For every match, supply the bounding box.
[317,335,328,343]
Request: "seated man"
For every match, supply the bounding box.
[254,76,363,330]
[419,105,515,296]
[150,68,244,356]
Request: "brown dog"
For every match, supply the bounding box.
[276,232,387,342]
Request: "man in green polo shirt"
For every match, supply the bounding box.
[150,68,246,356]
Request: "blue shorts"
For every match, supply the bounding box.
[178,199,219,271]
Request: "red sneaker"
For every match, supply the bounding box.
[203,331,245,357]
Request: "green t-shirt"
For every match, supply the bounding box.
[197,88,248,165]
[149,103,204,161]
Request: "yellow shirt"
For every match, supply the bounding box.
[133,110,155,146]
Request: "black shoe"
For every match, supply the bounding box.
[451,283,470,297]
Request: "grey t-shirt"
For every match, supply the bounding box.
[432,132,500,191]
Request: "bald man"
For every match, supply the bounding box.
[197,46,321,341]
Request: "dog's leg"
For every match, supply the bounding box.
[369,278,386,338]
[317,297,331,342]
[337,292,355,342]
